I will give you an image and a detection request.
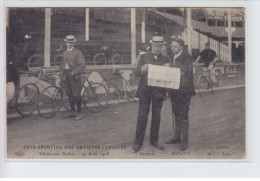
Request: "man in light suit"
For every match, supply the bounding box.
[164,36,196,151]
[133,36,170,153]
[60,35,86,121]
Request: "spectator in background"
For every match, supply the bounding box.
[195,42,218,67]
[195,43,218,82]
[136,44,151,65]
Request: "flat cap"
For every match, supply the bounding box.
[170,36,185,46]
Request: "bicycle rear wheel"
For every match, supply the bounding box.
[37,86,63,119]
[198,76,213,97]
[28,54,43,69]
[15,83,40,117]
[103,83,121,107]
[112,53,123,64]
[82,83,108,113]
[125,80,138,102]
[211,75,219,91]
[94,53,106,65]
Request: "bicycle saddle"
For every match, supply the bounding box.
[113,69,123,75]
[101,45,110,52]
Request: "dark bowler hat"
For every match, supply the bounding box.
[64,35,77,42]
[170,36,185,46]
[149,36,166,45]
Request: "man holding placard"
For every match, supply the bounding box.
[164,36,196,151]
[133,36,170,153]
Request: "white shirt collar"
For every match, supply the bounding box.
[174,50,182,61]
[67,47,74,52]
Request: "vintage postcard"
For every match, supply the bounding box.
[5,5,246,160]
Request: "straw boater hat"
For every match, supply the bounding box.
[64,35,77,42]
[170,36,185,46]
[149,36,166,45]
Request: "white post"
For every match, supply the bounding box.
[186,8,192,55]
[131,8,136,65]
[44,8,51,67]
[141,8,146,43]
[85,8,89,41]
[6,8,9,29]
[227,8,232,63]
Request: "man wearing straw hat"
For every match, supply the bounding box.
[164,36,195,151]
[60,35,86,121]
[133,35,170,153]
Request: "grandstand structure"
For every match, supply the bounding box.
[7,7,245,68]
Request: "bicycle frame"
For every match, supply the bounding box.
[82,75,99,99]
[102,73,135,96]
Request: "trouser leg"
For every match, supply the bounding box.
[174,118,181,139]
[75,96,82,112]
[134,96,151,146]
[170,95,181,139]
[150,97,163,144]
[69,72,82,112]
[65,71,75,111]
[179,119,189,151]
[166,92,191,145]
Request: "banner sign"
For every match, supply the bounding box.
[147,64,180,89]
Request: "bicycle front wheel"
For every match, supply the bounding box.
[82,83,108,113]
[28,54,43,69]
[198,76,213,97]
[94,53,106,65]
[37,86,63,119]
[15,83,40,117]
[112,53,123,64]
[211,75,219,91]
[125,80,138,102]
[103,83,121,108]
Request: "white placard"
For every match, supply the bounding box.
[147,64,180,89]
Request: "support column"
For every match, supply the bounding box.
[131,8,136,65]
[85,8,89,41]
[6,8,9,29]
[141,8,146,43]
[186,8,192,55]
[227,8,232,63]
[44,8,51,67]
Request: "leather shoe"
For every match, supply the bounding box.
[150,143,165,150]
[63,110,76,118]
[133,144,142,153]
[75,113,82,121]
[179,141,188,151]
[165,137,181,144]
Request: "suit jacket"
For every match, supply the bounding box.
[135,52,170,99]
[60,48,86,76]
[169,50,195,96]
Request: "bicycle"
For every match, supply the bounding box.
[93,46,123,65]
[101,70,138,107]
[37,71,108,119]
[14,69,56,117]
[27,45,64,69]
[197,66,219,97]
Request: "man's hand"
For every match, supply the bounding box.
[141,64,150,72]
[71,71,74,76]
[164,63,170,67]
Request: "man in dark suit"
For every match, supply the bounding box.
[164,36,196,151]
[60,35,86,121]
[133,36,170,153]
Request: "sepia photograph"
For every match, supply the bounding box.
[5,6,246,160]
